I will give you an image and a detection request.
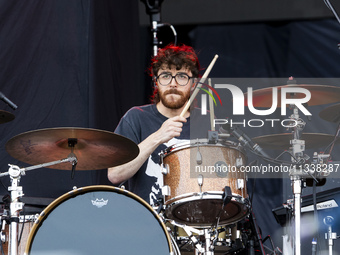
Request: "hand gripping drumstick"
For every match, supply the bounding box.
[179,54,219,117]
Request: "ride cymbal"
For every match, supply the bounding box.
[252,133,339,150]
[5,127,139,170]
[319,103,340,123]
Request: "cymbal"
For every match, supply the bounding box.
[252,133,339,150]
[245,85,340,107]
[0,110,15,124]
[319,103,340,123]
[5,127,139,170]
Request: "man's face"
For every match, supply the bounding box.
[156,66,193,109]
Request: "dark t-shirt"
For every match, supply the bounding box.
[114,104,211,205]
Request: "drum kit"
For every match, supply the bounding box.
[0,83,339,255]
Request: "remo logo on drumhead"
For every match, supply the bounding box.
[91,198,108,208]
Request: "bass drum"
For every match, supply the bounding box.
[25,185,176,255]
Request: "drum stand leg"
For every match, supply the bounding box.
[191,229,214,255]
[192,229,215,255]
[169,221,215,254]
[203,229,214,255]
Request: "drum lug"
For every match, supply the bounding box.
[159,152,169,175]
[0,231,5,243]
[237,179,244,190]
[197,174,204,195]
[236,157,243,167]
[161,164,170,175]
[162,185,171,196]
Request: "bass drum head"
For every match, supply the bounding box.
[25,185,172,255]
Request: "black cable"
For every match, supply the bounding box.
[18,206,25,245]
[157,23,178,46]
[249,209,267,255]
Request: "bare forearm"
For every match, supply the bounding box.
[107,133,161,184]
[108,116,187,184]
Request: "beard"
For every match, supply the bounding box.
[159,88,190,109]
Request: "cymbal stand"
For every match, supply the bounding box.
[6,164,23,255]
[288,105,307,255]
[0,156,77,255]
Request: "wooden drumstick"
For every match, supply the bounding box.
[179,54,219,117]
[208,78,215,131]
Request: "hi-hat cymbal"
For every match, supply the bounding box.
[0,110,15,124]
[319,103,340,123]
[245,85,340,107]
[252,133,339,150]
[5,127,139,170]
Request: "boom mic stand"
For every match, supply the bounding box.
[140,0,164,56]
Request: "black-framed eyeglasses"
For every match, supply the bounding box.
[156,72,192,86]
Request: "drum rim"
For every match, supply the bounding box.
[24,185,173,255]
[164,191,249,205]
[160,138,246,158]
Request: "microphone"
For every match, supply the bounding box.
[220,124,270,159]
[0,92,17,110]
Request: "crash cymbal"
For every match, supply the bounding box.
[0,110,15,124]
[252,133,339,150]
[5,127,139,170]
[319,103,340,123]
[245,85,340,107]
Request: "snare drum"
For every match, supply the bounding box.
[25,186,175,255]
[160,139,250,227]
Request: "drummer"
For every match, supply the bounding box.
[108,44,211,206]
